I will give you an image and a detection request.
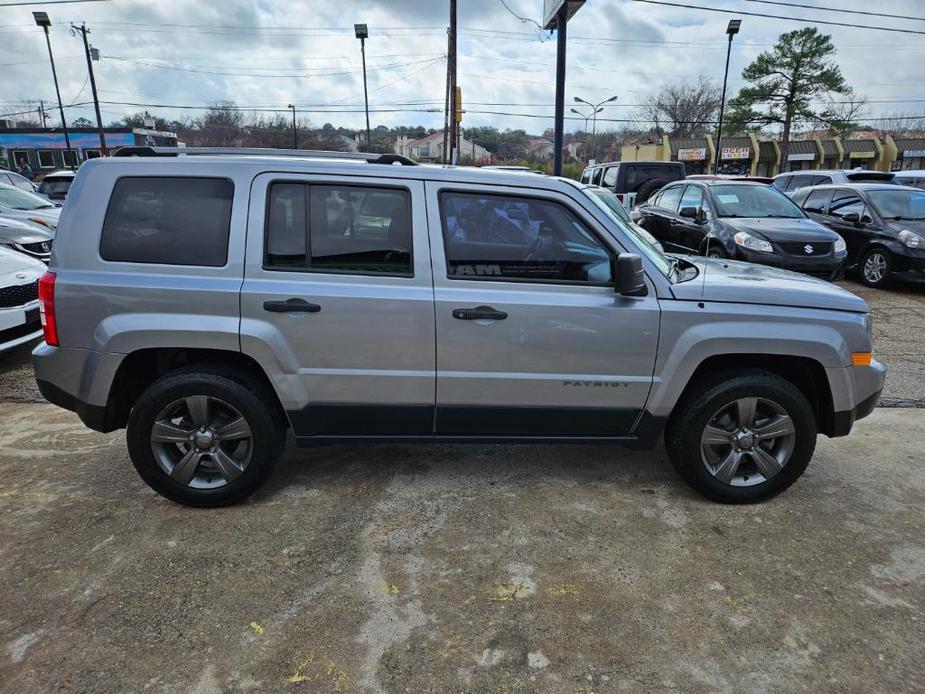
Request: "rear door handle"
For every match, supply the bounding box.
[452,305,508,320]
[263,298,321,313]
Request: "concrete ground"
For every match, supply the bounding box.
[0,403,923,693]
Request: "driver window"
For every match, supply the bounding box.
[679,185,704,212]
[829,191,865,220]
[439,191,612,283]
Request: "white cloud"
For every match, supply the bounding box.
[1,0,922,135]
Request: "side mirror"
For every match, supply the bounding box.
[842,212,861,225]
[679,206,705,223]
[615,253,647,297]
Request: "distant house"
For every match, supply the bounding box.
[527,138,554,159]
[395,132,492,164]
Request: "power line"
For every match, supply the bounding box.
[740,0,925,22]
[497,0,544,30]
[632,0,925,35]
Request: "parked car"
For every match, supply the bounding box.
[773,169,896,194]
[636,180,847,279]
[0,244,44,353]
[0,183,60,232]
[36,169,75,201]
[791,183,925,287]
[580,161,686,208]
[0,216,53,262]
[687,174,774,184]
[0,169,39,194]
[893,170,925,191]
[34,146,883,507]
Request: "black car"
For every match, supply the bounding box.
[580,161,685,207]
[637,180,847,279]
[791,183,925,287]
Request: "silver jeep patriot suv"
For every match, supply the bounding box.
[33,147,885,507]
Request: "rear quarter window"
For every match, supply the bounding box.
[100,177,234,266]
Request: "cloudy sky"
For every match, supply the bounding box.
[1,0,923,136]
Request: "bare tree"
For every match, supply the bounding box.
[193,102,244,146]
[867,111,925,138]
[638,76,722,138]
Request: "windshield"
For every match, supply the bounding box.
[580,185,673,276]
[867,189,925,220]
[711,184,805,219]
[0,186,56,210]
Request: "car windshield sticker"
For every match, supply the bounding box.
[717,194,740,204]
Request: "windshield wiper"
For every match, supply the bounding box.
[885,215,925,221]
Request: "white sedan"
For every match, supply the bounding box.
[0,245,45,353]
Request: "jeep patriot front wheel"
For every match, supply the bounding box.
[665,369,817,503]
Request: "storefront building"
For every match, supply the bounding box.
[783,140,819,171]
[715,136,752,175]
[755,140,779,177]
[671,137,711,175]
[890,137,925,171]
[0,127,178,173]
[841,137,882,170]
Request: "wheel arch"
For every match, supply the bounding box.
[101,348,288,432]
[671,353,836,436]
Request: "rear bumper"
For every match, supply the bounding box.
[32,343,125,432]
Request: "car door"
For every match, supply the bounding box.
[425,182,660,438]
[672,184,707,252]
[640,184,684,251]
[240,173,436,437]
[824,189,871,265]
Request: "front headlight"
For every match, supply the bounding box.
[833,235,846,253]
[733,230,773,253]
[899,229,923,248]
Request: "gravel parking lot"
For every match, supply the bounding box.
[0,277,922,692]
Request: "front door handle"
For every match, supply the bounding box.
[452,305,508,320]
[263,298,321,313]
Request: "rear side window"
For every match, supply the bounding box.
[580,169,592,184]
[602,166,618,188]
[265,183,412,275]
[812,175,833,186]
[439,191,612,284]
[786,174,814,192]
[773,175,790,191]
[625,164,682,191]
[100,177,233,266]
[655,185,683,212]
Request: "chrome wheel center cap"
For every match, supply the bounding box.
[194,432,214,450]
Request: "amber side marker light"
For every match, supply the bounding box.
[852,352,872,366]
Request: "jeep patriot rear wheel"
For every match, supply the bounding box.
[665,369,817,503]
[127,370,285,507]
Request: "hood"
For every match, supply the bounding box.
[672,256,868,313]
[0,216,54,245]
[0,244,46,279]
[721,217,836,242]
[887,219,925,236]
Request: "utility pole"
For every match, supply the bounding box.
[447,0,457,165]
[714,19,741,175]
[72,23,107,155]
[552,3,567,176]
[354,24,371,151]
[441,32,450,164]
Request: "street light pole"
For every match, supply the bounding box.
[714,19,741,175]
[355,24,371,151]
[287,104,297,149]
[34,12,74,170]
[574,95,617,163]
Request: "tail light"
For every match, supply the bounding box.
[38,271,58,346]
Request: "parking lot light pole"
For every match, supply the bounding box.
[34,11,75,170]
[574,95,617,162]
[355,24,371,151]
[714,19,741,175]
[287,104,297,149]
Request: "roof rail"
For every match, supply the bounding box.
[112,146,418,166]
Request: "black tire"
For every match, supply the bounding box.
[127,369,286,507]
[703,242,727,259]
[665,369,817,504]
[859,247,892,288]
[634,177,670,204]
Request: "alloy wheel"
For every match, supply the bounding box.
[700,396,796,487]
[863,252,887,284]
[150,396,253,489]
